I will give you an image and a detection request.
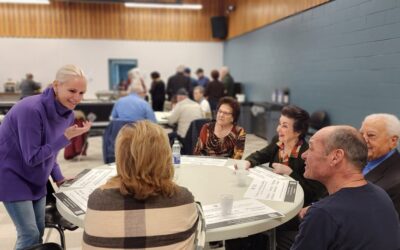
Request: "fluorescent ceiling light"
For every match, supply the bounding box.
[125,3,202,10]
[0,0,49,4]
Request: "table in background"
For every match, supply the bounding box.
[155,111,171,125]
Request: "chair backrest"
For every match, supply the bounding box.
[193,202,206,250]
[183,118,210,155]
[309,110,330,130]
[102,120,133,163]
[24,242,63,250]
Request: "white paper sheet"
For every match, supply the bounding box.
[202,199,284,229]
[248,166,287,180]
[54,187,95,216]
[244,178,298,202]
[69,168,117,188]
[181,156,227,166]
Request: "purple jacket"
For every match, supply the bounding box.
[0,87,73,202]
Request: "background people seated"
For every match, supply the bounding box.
[167,88,204,143]
[194,97,246,159]
[166,65,190,101]
[360,113,400,218]
[205,69,225,115]
[19,73,41,99]
[193,85,211,119]
[292,126,400,250]
[149,71,165,111]
[110,81,156,122]
[83,121,199,249]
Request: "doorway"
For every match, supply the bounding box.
[108,59,138,90]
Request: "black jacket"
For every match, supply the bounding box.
[365,149,400,218]
[245,135,326,206]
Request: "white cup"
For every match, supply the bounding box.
[236,169,248,187]
[220,194,234,216]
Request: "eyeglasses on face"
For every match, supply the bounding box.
[217,110,232,116]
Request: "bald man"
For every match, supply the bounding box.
[292,126,400,250]
[360,114,400,218]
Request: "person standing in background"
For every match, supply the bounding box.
[184,67,198,100]
[19,73,41,99]
[196,68,209,88]
[205,70,225,116]
[149,71,165,111]
[0,65,91,250]
[220,66,235,97]
[166,65,190,101]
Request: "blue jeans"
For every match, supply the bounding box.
[3,196,46,250]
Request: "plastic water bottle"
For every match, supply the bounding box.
[172,140,181,168]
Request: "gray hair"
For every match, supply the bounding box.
[129,80,145,94]
[363,114,400,141]
[55,65,86,84]
[324,126,368,170]
[194,85,205,94]
[176,65,185,73]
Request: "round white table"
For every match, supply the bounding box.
[57,157,304,244]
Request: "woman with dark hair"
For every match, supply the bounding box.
[193,97,246,159]
[204,70,225,114]
[225,105,326,250]
[149,71,165,111]
[245,105,324,206]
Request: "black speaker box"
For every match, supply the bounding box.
[211,16,227,39]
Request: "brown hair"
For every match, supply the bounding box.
[217,96,240,123]
[281,105,310,139]
[105,121,176,200]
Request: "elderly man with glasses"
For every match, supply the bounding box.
[360,113,400,218]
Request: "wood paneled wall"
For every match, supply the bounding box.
[0,0,224,41]
[0,0,329,41]
[224,0,329,39]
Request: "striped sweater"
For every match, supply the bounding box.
[83,186,199,250]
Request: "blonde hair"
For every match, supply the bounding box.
[106,121,176,200]
[55,64,86,84]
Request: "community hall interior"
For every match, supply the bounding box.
[1,0,400,249]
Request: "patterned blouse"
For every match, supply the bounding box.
[276,139,304,166]
[193,122,246,159]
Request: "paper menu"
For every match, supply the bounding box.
[202,199,284,229]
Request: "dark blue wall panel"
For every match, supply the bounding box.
[224,0,400,126]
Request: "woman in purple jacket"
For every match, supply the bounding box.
[0,65,91,250]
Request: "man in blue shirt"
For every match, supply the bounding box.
[111,81,156,123]
[360,113,400,218]
[292,126,400,250]
[195,68,209,87]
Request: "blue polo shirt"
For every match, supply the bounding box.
[111,93,156,122]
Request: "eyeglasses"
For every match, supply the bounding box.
[217,110,232,116]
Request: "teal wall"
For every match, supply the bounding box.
[224,0,400,126]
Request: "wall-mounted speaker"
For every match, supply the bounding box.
[211,16,227,39]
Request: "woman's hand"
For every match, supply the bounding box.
[64,121,92,140]
[55,177,75,187]
[234,160,251,170]
[271,162,293,175]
